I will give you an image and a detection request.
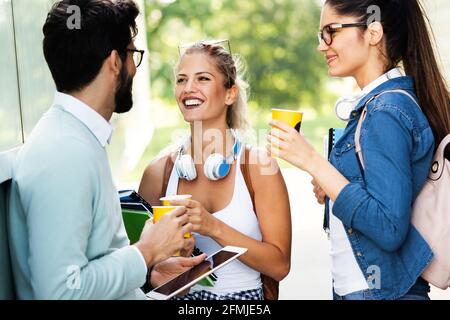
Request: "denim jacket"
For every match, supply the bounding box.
[326,76,435,300]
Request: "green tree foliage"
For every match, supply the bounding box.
[145,0,329,109]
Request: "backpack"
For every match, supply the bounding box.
[355,89,450,290]
[160,147,280,299]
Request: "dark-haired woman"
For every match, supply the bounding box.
[268,0,450,300]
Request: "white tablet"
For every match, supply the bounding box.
[146,246,247,300]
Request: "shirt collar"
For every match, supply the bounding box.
[53,91,113,147]
[361,67,404,95]
[353,68,413,113]
[334,68,405,121]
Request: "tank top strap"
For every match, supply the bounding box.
[235,142,245,167]
[165,156,180,197]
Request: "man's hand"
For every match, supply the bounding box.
[180,235,196,257]
[150,254,207,288]
[134,207,193,266]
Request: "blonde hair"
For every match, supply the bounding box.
[175,42,251,136]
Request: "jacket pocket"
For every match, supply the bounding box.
[334,139,364,181]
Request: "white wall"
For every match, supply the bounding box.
[424,0,450,82]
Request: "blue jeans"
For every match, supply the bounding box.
[396,277,430,300]
[333,277,430,300]
[333,289,374,300]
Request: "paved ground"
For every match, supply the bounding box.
[278,168,450,300]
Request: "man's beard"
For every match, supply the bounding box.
[114,65,134,114]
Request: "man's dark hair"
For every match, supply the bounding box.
[43,0,139,93]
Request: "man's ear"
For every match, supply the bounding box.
[367,22,384,46]
[106,50,123,76]
[225,85,239,106]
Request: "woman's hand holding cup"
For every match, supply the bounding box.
[168,199,220,238]
[267,119,318,174]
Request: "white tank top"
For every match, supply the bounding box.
[165,147,263,294]
[329,201,369,296]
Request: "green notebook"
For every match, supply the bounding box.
[122,208,151,245]
[197,274,216,287]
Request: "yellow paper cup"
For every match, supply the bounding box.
[159,194,192,206]
[272,108,303,132]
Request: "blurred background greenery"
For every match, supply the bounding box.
[126,0,348,183]
[3,0,448,187]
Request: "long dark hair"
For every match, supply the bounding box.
[325,0,450,143]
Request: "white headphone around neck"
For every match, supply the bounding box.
[334,68,404,122]
[175,129,242,181]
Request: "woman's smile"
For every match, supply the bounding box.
[326,55,338,66]
[183,97,205,110]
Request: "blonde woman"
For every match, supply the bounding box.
[139,42,291,300]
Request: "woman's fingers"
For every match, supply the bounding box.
[270,127,290,141]
[169,199,197,209]
[188,214,202,225]
[181,223,193,235]
[267,144,281,159]
[267,134,288,150]
[269,120,293,133]
[311,178,326,204]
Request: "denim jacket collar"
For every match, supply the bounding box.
[352,76,416,115]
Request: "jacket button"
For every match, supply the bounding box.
[356,252,363,257]
[367,275,373,281]
[347,144,352,148]
[348,228,353,234]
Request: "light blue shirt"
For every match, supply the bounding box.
[8,92,147,299]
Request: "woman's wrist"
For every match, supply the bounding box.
[209,217,223,239]
[306,151,329,178]
[302,149,322,176]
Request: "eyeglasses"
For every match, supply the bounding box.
[318,23,367,46]
[126,48,145,68]
[178,39,232,56]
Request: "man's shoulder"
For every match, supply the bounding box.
[14,109,101,181]
[24,106,99,155]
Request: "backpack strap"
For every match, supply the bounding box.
[240,145,279,300]
[430,134,450,180]
[355,90,420,170]
[240,146,255,209]
[160,155,175,199]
